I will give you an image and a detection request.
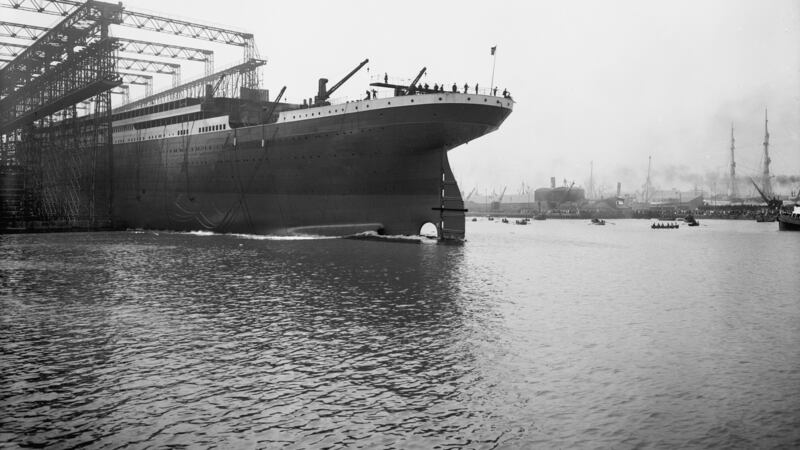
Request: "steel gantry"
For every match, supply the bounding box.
[2,0,256,59]
[0,40,27,58]
[119,71,153,97]
[0,0,123,229]
[0,0,263,231]
[116,38,214,75]
[0,20,49,39]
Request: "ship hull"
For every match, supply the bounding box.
[778,215,800,231]
[112,95,512,239]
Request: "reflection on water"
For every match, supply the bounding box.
[1,220,799,448]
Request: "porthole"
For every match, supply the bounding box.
[439,97,443,101]
[410,99,414,103]
[467,97,471,101]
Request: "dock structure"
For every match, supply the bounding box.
[0,0,261,233]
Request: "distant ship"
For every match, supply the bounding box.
[778,206,800,231]
[107,70,514,241]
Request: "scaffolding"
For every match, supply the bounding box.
[0,0,262,231]
[0,0,122,228]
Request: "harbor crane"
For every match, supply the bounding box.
[490,186,507,212]
[464,187,477,202]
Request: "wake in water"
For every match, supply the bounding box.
[128,229,438,243]
[348,231,439,244]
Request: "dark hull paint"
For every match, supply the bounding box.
[778,215,800,231]
[112,100,511,238]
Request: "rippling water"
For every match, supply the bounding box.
[2,220,799,448]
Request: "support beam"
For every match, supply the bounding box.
[119,71,152,85]
[0,0,123,97]
[116,37,213,75]
[0,20,50,40]
[116,38,211,62]
[2,0,255,58]
[117,56,180,74]
[0,0,81,17]
[117,56,180,86]
[115,57,265,113]
[0,40,27,58]
[0,38,120,134]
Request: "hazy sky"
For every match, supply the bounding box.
[6,0,799,196]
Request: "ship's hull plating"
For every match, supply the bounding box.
[112,96,511,238]
[778,215,800,231]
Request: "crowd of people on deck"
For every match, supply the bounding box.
[379,73,512,99]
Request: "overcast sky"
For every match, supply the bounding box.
[7,0,799,196]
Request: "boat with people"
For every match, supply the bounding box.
[590,218,605,225]
[651,222,679,229]
[684,214,700,227]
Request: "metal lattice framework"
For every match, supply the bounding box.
[0,20,49,39]
[0,1,122,98]
[0,0,79,16]
[116,37,214,74]
[2,0,255,58]
[1,0,262,230]
[115,57,265,113]
[117,56,180,86]
[0,0,122,228]
[119,71,152,96]
[0,40,27,57]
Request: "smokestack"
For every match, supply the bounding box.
[617,182,621,197]
[550,177,556,189]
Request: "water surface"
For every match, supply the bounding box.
[2,220,799,448]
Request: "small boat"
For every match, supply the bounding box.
[651,222,679,229]
[515,219,528,225]
[533,213,546,221]
[501,218,509,223]
[488,216,494,221]
[471,218,477,222]
[590,218,606,225]
[684,214,700,227]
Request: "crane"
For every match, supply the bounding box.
[490,186,507,212]
[315,59,369,105]
[465,187,477,202]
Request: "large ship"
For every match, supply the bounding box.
[108,67,514,240]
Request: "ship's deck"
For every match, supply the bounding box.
[277,92,514,125]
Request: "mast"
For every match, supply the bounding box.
[729,122,737,199]
[762,109,772,197]
[644,155,652,203]
[588,160,594,200]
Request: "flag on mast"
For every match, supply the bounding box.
[491,46,497,55]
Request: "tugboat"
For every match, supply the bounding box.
[778,206,800,231]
